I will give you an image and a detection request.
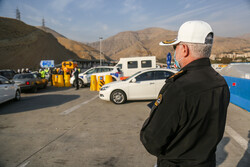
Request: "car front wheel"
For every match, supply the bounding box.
[110,90,126,104]
[15,90,21,101]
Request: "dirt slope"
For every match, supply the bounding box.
[0,17,81,70]
[37,26,106,60]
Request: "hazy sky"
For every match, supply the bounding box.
[0,0,250,42]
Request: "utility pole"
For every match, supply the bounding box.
[42,17,46,31]
[16,7,21,20]
[99,37,103,66]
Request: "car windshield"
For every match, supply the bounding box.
[123,71,141,81]
[13,74,34,79]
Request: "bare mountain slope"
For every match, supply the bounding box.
[0,17,81,70]
[38,26,105,60]
[89,28,250,60]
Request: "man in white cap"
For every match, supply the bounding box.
[140,21,230,167]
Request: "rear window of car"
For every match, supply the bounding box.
[141,60,152,68]
[0,71,15,79]
[128,61,138,69]
[13,74,34,79]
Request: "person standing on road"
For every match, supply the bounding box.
[74,67,79,90]
[140,20,230,167]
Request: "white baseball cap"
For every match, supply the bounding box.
[159,20,213,46]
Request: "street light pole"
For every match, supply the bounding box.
[99,37,103,66]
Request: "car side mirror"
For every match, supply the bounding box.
[131,78,136,83]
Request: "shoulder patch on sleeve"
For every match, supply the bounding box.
[169,70,187,81]
[154,94,162,106]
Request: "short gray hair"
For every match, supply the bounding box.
[181,42,213,58]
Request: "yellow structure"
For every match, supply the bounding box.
[105,75,113,84]
[97,76,105,91]
[90,75,97,91]
[57,75,64,87]
[64,74,71,87]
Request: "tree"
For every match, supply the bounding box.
[221,57,232,64]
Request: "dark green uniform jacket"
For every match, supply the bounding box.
[140,58,230,167]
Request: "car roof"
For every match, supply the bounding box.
[94,66,115,68]
[137,68,178,73]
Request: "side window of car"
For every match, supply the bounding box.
[135,71,154,82]
[0,77,10,84]
[128,61,138,69]
[155,71,174,80]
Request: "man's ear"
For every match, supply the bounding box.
[182,44,189,57]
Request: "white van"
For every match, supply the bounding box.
[115,56,156,77]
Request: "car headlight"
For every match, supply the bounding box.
[100,86,110,91]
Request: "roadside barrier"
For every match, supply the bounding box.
[105,75,113,84]
[97,76,105,91]
[57,75,65,87]
[90,75,97,91]
[64,74,71,87]
[224,76,250,112]
[52,74,56,86]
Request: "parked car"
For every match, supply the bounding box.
[0,69,16,80]
[0,76,21,104]
[99,68,177,104]
[70,66,123,88]
[12,73,48,93]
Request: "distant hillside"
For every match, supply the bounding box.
[38,26,109,60]
[0,17,81,70]
[88,28,250,61]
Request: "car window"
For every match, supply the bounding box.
[85,68,96,74]
[141,60,152,68]
[117,64,122,70]
[13,74,34,79]
[135,71,154,82]
[154,71,174,80]
[128,61,138,69]
[0,77,10,84]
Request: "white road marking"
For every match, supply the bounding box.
[225,125,250,154]
[60,95,98,115]
[17,161,30,167]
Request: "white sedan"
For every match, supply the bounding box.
[0,76,21,104]
[99,68,177,104]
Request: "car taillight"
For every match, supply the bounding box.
[26,81,30,85]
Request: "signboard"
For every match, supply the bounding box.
[62,61,74,69]
[166,52,172,69]
[40,60,54,68]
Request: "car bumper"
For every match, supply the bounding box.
[99,90,112,101]
[19,85,34,91]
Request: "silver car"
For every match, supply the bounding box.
[0,76,21,104]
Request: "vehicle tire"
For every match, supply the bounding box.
[74,79,84,88]
[110,90,127,104]
[15,90,21,101]
[32,85,38,93]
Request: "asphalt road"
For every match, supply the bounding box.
[0,86,249,167]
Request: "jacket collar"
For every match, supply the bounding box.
[181,58,211,71]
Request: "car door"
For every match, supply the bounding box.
[154,71,174,98]
[128,71,155,100]
[0,77,13,103]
